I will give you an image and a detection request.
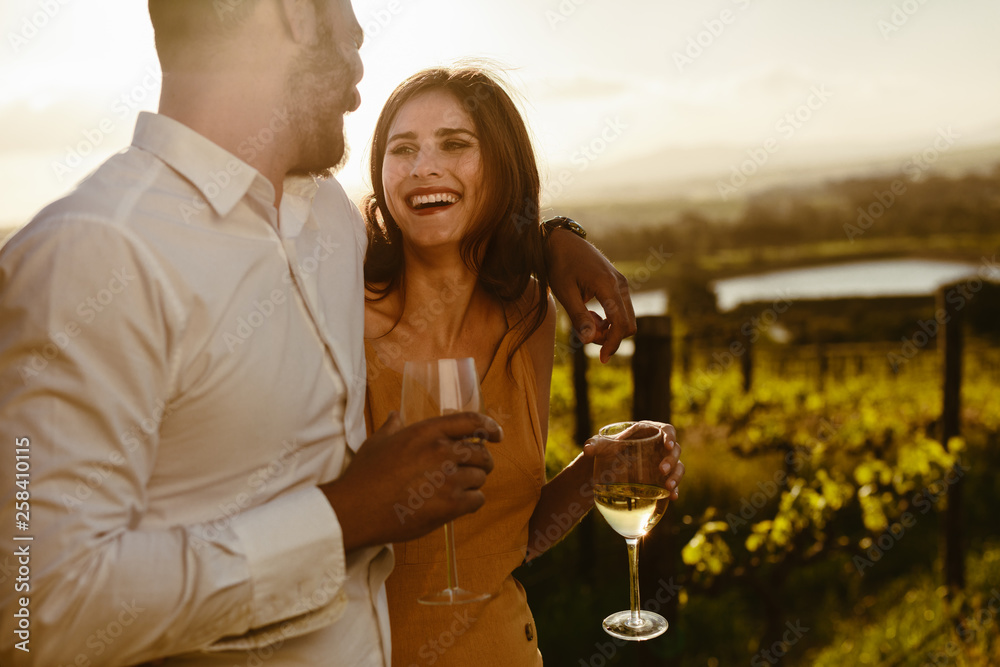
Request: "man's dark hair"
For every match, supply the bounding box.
[148,0,259,67]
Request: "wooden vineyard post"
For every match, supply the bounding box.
[572,340,596,576]
[817,343,828,391]
[939,284,965,595]
[633,316,673,424]
[573,341,592,448]
[632,316,675,665]
[681,333,693,379]
[742,334,754,393]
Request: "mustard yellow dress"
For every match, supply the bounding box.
[364,326,546,667]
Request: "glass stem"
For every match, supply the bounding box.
[626,537,642,627]
[445,521,459,591]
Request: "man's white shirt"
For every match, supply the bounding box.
[0,112,392,666]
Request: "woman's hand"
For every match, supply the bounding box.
[583,421,683,500]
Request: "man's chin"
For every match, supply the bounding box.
[290,138,349,181]
[326,141,350,176]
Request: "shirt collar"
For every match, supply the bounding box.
[131,111,268,218]
[280,175,323,236]
[284,174,321,200]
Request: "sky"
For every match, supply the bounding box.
[2,0,1000,227]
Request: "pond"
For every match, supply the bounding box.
[581,257,998,355]
[712,258,997,312]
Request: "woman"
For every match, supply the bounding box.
[362,66,682,665]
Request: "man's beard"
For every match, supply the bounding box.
[285,24,356,179]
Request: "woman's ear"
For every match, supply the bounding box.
[278,0,320,45]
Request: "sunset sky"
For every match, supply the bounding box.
[2,0,999,226]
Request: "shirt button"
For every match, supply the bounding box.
[525,622,534,641]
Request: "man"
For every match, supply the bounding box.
[0,1,670,664]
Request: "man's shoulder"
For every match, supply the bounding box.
[32,147,174,230]
[314,178,361,216]
[314,177,365,247]
[1,147,185,267]
[8,146,197,250]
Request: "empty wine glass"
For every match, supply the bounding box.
[401,358,491,605]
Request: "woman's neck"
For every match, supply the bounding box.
[364,246,510,375]
[399,250,486,354]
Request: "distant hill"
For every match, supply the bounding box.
[551,139,1000,209]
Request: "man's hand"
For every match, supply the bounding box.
[322,411,502,551]
[583,421,683,500]
[545,229,637,363]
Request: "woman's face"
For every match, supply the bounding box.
[381,89,484,252]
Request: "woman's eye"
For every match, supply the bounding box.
[388,145,414,156]
[443,141,469,151]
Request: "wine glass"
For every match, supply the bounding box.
[592,421,671,640]
[400,358,492,606]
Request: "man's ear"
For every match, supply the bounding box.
[278,0,320,45]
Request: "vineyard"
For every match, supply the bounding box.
[518,334,1000,666]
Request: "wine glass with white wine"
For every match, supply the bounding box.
[592,421,671,640]
[400,358,492,606]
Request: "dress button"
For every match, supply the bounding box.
[525,622,534,641]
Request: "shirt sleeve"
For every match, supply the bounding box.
[0,217,347,666]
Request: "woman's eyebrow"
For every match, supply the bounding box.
[387,128,477,144]
[436,128,477,138]
[387,131,416,143]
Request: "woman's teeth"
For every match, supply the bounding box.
[409,193,459,209]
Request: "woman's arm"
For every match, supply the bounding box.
[526,291,557,446]
[525,426,685,562]
[525,450,595,562]
[521,289,684,561]
[523,291,595,561]
[525,296,684,561]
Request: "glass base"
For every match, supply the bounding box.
[602,609,668,641]
[418,587,492,606]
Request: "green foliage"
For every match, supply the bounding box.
[808,545,1000,666]
[527,163,1000,665]
[528,339,1000,665]
[675,353,991,589]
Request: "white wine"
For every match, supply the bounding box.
[592,423,671,641]
[594,483,670,538]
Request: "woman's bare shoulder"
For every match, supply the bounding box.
[364,285,400,339]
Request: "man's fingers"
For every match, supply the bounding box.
[354,411,404,453]
[418,412,503,443]
[455,438,494,474]
[616,270,637,332]
[452,466,488,492]
[594,271,636,363]
[559,287,597,344]
[455,489,487,516]
[447,470,488,517]
[578,312,612,347]
[376,411,404,437]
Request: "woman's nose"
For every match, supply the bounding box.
[410,150,441,178]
